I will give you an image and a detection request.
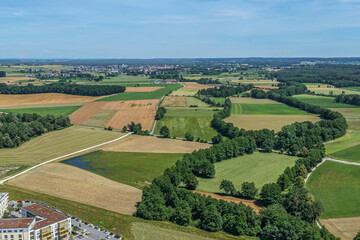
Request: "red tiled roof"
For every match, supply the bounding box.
[23,204,68,230]
[0,218,34,229]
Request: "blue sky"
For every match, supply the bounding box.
[1,0,360,58]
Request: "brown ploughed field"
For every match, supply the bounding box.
[181,82,214,90]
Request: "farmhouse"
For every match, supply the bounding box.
[0,194,71,240]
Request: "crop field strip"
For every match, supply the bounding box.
[161,96,187,107]
[0,126,123,166]
[62,151,184,189]
[125,86,164,92]
[197,152,297,193]
[229,97,281,104]
[231,103,311,115]
[319,217,360,240]
[101,134,211,153]
[0,105,82,116]
[305,83,360,95]
[8,163,142,215]
[293,94,359,108]
[0,93,103,107]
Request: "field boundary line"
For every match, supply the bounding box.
[150,96,165,135]
[0,132,132,184]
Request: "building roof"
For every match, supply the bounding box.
[23,204,68,230]
[0,218,34,229]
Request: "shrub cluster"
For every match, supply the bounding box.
[197,84,253,98]
[335,94,360,105]
[155,106,167,120]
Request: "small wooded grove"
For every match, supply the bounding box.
[135,82,345,239]
[0,83,125,96]
[0,113,71,149]
[197,84,253,98]
[336,93,360,105]
[0,71,6,77]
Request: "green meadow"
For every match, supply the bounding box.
[231,103,310,115]
[98,84,182,101]
[294,95,358,108]
[197,152,297,193]
[62,151,183,189]
[307,161,360,218]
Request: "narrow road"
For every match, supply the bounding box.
[305,157,360,183]
[0,132,132,184]
[150,95,165,135]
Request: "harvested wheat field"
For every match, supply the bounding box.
[125,87,163,92]
[0,93,103,107]
[181,82,213,90]
[225,114,320,132]
[102,134,211,153]
[193,191,262,214]
[161,96,187,107]
[320,217,360,240]
[8,163,142,215]
[69,99,159,130]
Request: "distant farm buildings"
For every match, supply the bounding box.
[154,80,177,84]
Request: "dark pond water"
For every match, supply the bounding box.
[62,151,103,171]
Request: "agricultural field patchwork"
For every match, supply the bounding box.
[186,97,211,107]
[181,82,213,90]
[161,96,187,107]
[225,114,320,132]
[8,163,142,215]
[0,105,82,116]
[197,152,297,193]
[170,88,198,96]
[69,99,159,130]
[307,161,360,219]
[62,151,184,189]
[229,97,280,104]
[231,103,311,115]
[0,126,122,166]
[154,109,218,141]
[102,134,211,153]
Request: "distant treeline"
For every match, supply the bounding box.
[271,64,360,87]
[0,113,70,149]
[0,71,6,77]
[197,84,253,98]
[180,78,221,85]
[335,94,360,105]
[0,83,125,96]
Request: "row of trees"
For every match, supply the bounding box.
[0,83,125,96]
[197,84,253,98]
[155,107,167,120]
[0,113,71,149]
[335,94,360,105]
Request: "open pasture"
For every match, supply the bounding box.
[161,96,187,107]
[225,114,320,132]
[69,99,159,130]
[186,97,211,107]
[62,151,183,189]
[294,94,358,108]
[170,89,198,96]
[231,103,311,115]
[0,126,122,166]
[307,161,360,219]
[197,152,297,193]
[320,217,360,240]
[0,105,81,116]
[102,134,211,153]
[8,163,142,215]
[229,97,280,104]
[154,109,217,140]
[98,84,181,101]
[0,93,102,107]
[125,87,164,92]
